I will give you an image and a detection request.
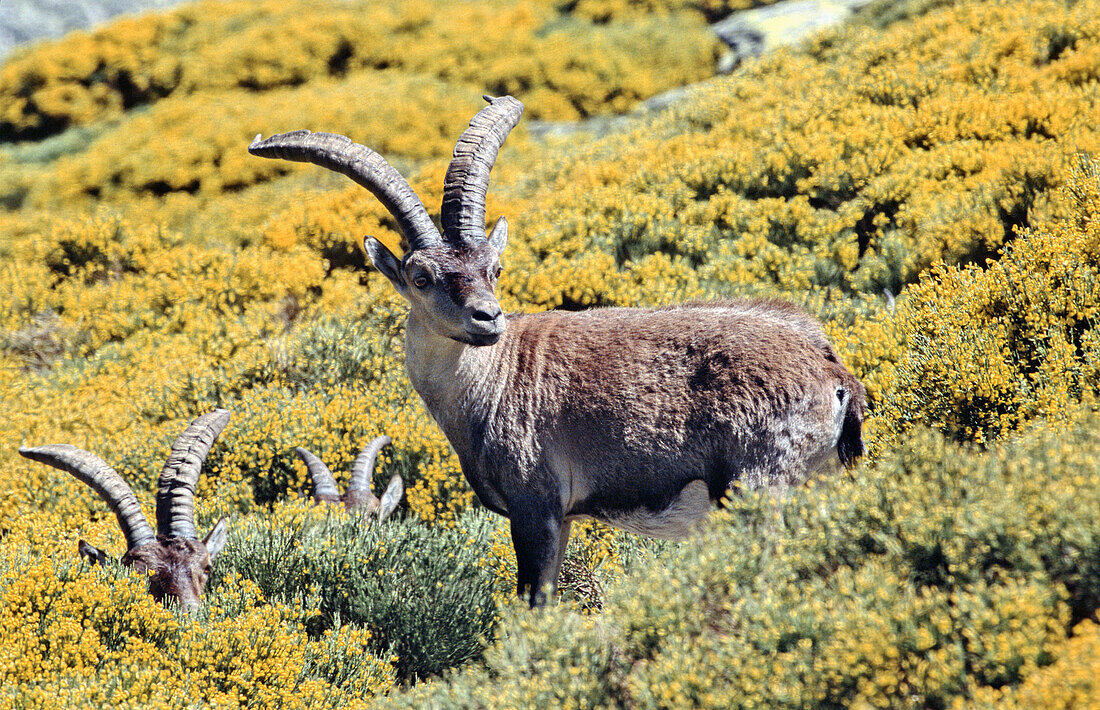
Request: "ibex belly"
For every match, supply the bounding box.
[581,479,712,541]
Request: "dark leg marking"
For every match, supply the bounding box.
[509,496,564,607]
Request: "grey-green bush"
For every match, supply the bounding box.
[212,507,499,681]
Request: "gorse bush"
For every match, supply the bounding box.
[875,156,1100,444]
[977,620,1100,709]
[388,413,1100,708]
[3,0,1100,705]
[492,0,1100,319]
[0,536,396,708]
[0,0,719,142]
[212,502,500,681]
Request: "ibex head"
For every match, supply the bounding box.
[249,95,523,346]
[295,435,403,522]
[20,410,231,610]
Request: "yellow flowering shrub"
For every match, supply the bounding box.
[872,156,1100,444]
[0,541,395,708]
[2,0,1100,704]
[0,0,719,142]
[973,620,1100,710]
[485,0,1100,320]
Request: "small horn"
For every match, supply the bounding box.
[155,409,231,540]
[347,435,393,495]
[295,447,341,503]
[249,131,441,251]
[20,444,157,550]
[441,95,523,246]
[377,474,404,523]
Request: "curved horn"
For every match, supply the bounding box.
[347,435,393,494]
[377,474,404,524]
[295,447,341,503]
[441,95,523,246]
[249,131,441,251]
[155,409,231,540]
[20,445,156,550]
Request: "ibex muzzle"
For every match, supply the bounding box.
[249,96,866,607]
[20,410,232,610]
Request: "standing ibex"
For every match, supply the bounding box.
[295,435,404,521]
[249,96,865,605]
[19,410,232,610]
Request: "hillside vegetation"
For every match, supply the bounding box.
[2,0,1099,707]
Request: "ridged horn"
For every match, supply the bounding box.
[155,409,231,540]
[441,95,523,246]
[347,435,393,494]
[295,447,340,502]
[249,131,441,251]
[20,444,157,551]
[377,474,404,524]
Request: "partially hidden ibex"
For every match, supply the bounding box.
[20,410,232,609]
[249,96,866,605]
[295,435,404,521]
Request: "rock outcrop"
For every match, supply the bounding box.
[0,0,182,59]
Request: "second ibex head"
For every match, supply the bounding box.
[20,410,232,610]
[295,435,403,522]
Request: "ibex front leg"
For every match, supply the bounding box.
[509,495,566,607]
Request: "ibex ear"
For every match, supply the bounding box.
[78,539,108,566]
[487,216,508,254]
[364,236,408,297]
[377,474,404,523]
[202,517,229,560]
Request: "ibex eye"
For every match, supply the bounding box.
[413,276,429,289]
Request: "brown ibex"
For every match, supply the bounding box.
[249,96,865,605]
[20,410,232,610]
[295,435,404,521]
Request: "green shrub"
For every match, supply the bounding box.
[278,311,404,393]
[213,503,500,681]
[387,413,1100,708]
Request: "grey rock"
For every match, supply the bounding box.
[713,0,876,72]
[531,0,875,140]
[0,0,195,60]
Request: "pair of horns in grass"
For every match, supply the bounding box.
[20,410,232,552]
[19,411,234,608]
[296,436,403,522]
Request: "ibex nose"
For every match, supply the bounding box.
[464,298,506,345]
[470,301,503,323]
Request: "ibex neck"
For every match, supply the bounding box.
[404,312,500,443]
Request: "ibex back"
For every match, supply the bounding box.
[249,96,865,606]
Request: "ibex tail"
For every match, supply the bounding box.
[837,382,865,467]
